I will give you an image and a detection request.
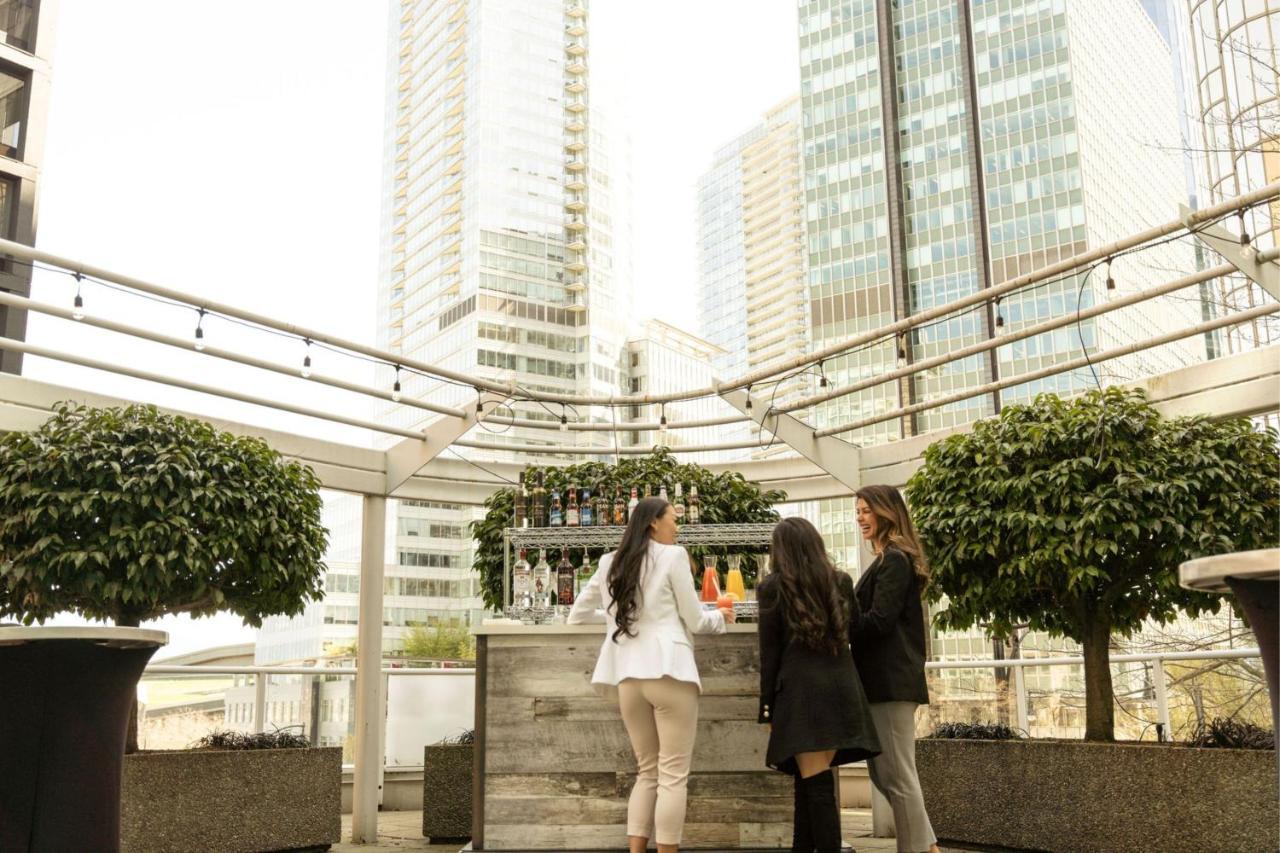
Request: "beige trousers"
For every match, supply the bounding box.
[866,702,937,853]
[617,676,700,846]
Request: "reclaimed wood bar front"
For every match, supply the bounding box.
[471,623,791,851]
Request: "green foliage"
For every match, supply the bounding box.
[403,622,476,661]
[0,403,329,628]
[1186,717,1274,750]
[928,722,1025,740]
[906,387,1279,739]
[471,447,785,610]
[193,728,310,751]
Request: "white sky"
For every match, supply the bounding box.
[28,0,799,656]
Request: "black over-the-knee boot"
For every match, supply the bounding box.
[799,770,845,853]
[792,773,815,852]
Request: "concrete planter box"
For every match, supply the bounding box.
[121,747,342,853]
[916,739,1278,852]
[423,743,473,841]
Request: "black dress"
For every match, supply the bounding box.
[850,547,930,705]
[757,572,881,775]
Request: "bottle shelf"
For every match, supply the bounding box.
[505,522,777,549]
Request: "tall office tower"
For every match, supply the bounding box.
[696,97,810,458]
[798,0,1197,451]
[623,320,726,464]
[256,0,631,663]
[1185,0,1279,353]
[798,0,1198,571]
[0,0,52,375]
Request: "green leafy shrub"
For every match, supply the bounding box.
[906,388,1279,741]
[928,722,1025,740]
[471,447,785,610]
[193,728,311,751]
[0,402,329,628]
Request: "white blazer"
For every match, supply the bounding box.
[567,539,725,695]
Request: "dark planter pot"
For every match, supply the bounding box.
[423,743,473,841]
[916,738,1278,853]
[0,626,166,853]
[121,747,342,853]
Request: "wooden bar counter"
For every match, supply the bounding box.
[471,622,791,851]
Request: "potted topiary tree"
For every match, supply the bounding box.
[904,387,1278,852]
[0,402,336,853]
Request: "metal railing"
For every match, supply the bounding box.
[925,647,1262,737]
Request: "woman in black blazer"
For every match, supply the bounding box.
[758,517,880,853]
[851,485,938,853]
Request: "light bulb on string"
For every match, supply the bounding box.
[896,335,907,369]
[659,404,668,433]
[301,339,312,379]
[1104,260,1116,300]
[745,386,753,411]
[1239,210,1251,247]
[559,404,569,432]
[475,388,484,416]
[994,299,1005,332]
[391,365,402,403]
[194,309,206,351]
[818,361,828,389]
[72,273,85,321]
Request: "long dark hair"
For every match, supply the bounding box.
[854,485,929,588]
[607,497,671,643]
[769,516,847,655]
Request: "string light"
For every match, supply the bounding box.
[659,403,668,433]
[194,308,206,351]
[896,334,907,368]
[559,403,568,432]
[818,361,828,388]
[475,387,484,415]
[1239,210,1251,247]
[391,365,402,403]
[995,299,1005,330]
[72,272,85,321]
[301,338,312,379]
[745,386,753,411]
[1105,259,1116,294]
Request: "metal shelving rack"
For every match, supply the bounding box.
[500,522,777,607]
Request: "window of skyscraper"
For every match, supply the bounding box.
[0,66,25,159]
[0,1,34,52]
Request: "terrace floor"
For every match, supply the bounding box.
[335,810,990,851]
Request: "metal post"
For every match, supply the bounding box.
[1153,658,1171,739]
[1013,663,1029,733]
[351,494,387,844]
[253,674,267,734]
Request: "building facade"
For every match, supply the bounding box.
[0,0,53,375]
[623,319,726,463]
[1185,0,1279,353]
[256,0,632,663]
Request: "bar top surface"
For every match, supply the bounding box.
[473,621,759,636]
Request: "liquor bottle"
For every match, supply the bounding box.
[532,550,551,607]
[687,485,701,524]
[514,480,527,529]
[556,551,576,605]
[566,485,580,527]
[613,486,626,525]
[594,485,609,526]
[513,549,532,608]
[549,488,563,527]
[643,483,652,500]
[627,486,639,520]
[532,470,547,527]
[579,486,594,526]
[576,555,594,596]
[658,484,669,503]
[673,483,686,522]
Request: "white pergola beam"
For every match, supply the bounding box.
[1183,204,1280,303]
[718,387,862,493]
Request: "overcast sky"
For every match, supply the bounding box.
[30,1,800,655]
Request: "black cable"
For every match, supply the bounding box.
[442,446,519,486]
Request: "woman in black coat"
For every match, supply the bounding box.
[851,485,938,853]
[758,517,880,853]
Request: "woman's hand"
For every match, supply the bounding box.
[718,606,736,624]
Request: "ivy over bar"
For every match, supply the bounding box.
[470,447,785,610]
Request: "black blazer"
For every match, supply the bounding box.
[851,547,929,705]
[757,571,859,724]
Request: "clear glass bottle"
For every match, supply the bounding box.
[627,486,639,520]
[549,488,563,527]
[687,485,701,524]
[580,486,593,527]
[512,549,532,608]
[532,550,552,607]
[673,483,686,521]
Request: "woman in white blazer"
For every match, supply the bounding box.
[568,496,734,853]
